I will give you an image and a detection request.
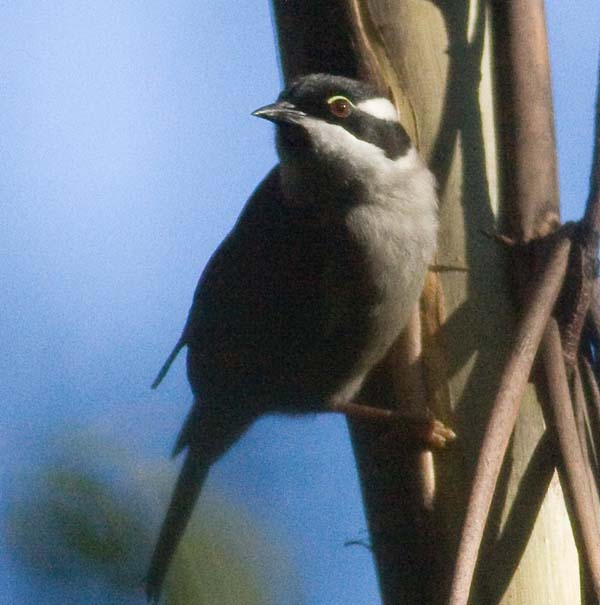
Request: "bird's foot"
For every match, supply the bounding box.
[413,414,456,448]
[331,401,456,449]
[380,408,456,449]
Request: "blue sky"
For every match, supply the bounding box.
[0,2,598,604]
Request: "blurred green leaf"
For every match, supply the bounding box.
[6,431,303,604]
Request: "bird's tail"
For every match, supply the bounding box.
[145,451,209,602]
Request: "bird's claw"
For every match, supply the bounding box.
[425,418,457,448]
[384,409,457,449]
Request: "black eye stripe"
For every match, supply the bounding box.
[325,112,411,160]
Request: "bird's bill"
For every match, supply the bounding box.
[252,101,307,124]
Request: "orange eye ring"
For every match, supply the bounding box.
[327,95,353,118]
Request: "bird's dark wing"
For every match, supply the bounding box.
[152,165,373,406]
[150,167,284,391]
[180,167,336,405]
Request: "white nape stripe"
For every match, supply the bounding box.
[356,98,398,122]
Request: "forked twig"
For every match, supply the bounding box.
[447,233,572,605]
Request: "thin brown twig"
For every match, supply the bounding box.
[561,63,600,368]
[447,232,572,605]
[571,362,600,566]
[579,358,600,497]
[585,292,600,376]
[587,286,600,359]
[589,282,600,332]
[540,320,600,598]
[581,355,600,448]
[572,364,600,605]
[582,61,600,233]
[572,363,599,477]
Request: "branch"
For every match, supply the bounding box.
[562,63,600,367]
[582,61,600,233]
[540,320,600,598]
[580,355,600,457]
[447,232,571,605]
[571,363,599,478]
[491,0,560,241]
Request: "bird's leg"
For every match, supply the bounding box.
[328,401,455,448]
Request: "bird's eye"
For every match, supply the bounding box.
[327,95,353,118]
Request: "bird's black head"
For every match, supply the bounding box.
[253,73,411,162]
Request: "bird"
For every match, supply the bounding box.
[145,73,452,601]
